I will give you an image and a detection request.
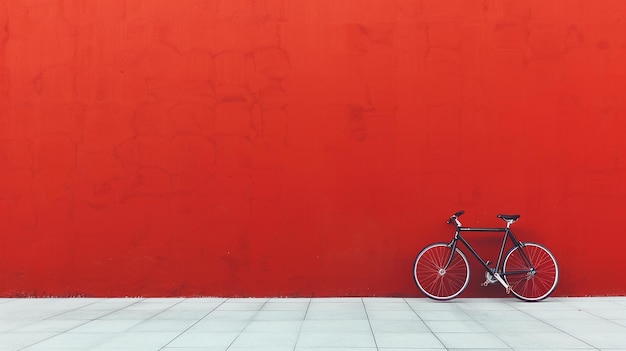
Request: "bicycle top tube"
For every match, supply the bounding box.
[459,227,507,232]
[448,210,520,229]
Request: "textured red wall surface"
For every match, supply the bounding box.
[1,0,625,297]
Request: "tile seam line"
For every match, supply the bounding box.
[405,297,447,349]
[17,297,145,351]
[159,297,229,350]
[292,297,312,351]
[463,299,524,350]
[505,298,599,350]
[361,297,380,351]
[224,298,271,350]
[561,298,626,328]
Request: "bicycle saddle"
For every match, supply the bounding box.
[497,214,520,222]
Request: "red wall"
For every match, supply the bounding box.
[1,0,625,297]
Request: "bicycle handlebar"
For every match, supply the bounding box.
[447,210,465,225]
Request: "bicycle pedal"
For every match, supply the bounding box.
[505,286,511,294]
[481,280,490,287]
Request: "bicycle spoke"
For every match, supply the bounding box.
[414,243,470,300]
[415,213,558,302]
[503,243,559,301]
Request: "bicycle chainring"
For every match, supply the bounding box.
[485,270,498,284]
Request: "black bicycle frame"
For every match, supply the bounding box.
[445,226,535,276]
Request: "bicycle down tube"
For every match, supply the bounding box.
[446,227,534,292]
[413,211,559,301]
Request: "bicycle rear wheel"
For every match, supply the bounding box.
[413,243,470,300]
[503,242,559,301]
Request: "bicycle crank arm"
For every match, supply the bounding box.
[492,273,511,294]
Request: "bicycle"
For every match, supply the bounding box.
[413,211,559,301]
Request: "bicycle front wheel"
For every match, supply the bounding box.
[503,242,559,301]
[413,243,470,300]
